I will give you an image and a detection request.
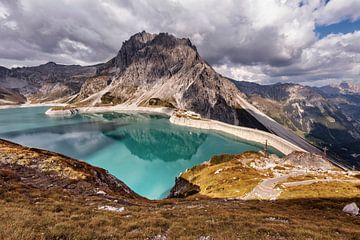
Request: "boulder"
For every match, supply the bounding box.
[168,177,200,198]
[343,203,359,216]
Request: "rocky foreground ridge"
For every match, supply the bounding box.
[1,139,360,239]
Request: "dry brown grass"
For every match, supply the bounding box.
[2,141,360,239]
[280,182,360,199]
[282,173,359,185]
[1,187,360,240]
[181,153,273,198]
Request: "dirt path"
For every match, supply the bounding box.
[242,174,292,200]
[242,173,360,200]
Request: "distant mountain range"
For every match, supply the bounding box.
[232,81,360,167]
[0,31,359,168]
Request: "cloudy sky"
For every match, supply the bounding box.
[0,0,359,85]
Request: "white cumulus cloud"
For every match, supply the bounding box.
[0,0,359,85]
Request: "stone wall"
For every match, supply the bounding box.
[170,115,306,155]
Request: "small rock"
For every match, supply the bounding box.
[264,216,289,224]
[199,236,211,240]
[343,203,359,216]
[96,190,106,195]
[98,205,125,213]
[150,235,167,240]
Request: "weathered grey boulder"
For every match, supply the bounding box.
[343,203,359,216]
[168,177,200,198]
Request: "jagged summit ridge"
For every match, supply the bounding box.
[82,32,265,129]
[98,31,200,75]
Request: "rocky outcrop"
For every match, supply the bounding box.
[76,75,111,102]
[343,203,359,216]
[0,138,142,201]
[168,177,200,198]
[281,151,336,170]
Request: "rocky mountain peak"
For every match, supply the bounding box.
[339,81,350,89]
[44,61,57,66]
[34,61,59,70]
[0,66,10,78]
[106,32,200,73]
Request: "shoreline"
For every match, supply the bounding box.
[45,104,174,117]
[0,103,66,110]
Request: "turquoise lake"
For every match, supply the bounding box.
[0,107,282,199]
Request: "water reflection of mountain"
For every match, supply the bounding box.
[100,112,166,121]
[104,124,207,162]
[0,112,207,161]
[0,121,123,158]
[1,121,125,136]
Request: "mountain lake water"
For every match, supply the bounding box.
[0,107,283,199]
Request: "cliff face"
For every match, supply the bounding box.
[73,32,267,129]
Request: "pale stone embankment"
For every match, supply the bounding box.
[45,105,174,117]
[169,115,306,155]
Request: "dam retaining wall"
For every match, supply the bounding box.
[169,115,306,155]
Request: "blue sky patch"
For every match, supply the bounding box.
[316,19,360,38]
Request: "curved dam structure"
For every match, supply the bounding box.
[169,114,306,155]
[46,105,305,155]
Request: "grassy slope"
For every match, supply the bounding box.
[1,189,360,240]
[279,182,360,200]
[181,152,272,198]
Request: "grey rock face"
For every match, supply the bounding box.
[0,86,26,105]
[343,203,359,216]
[87,32,267,129]
[233,80,360,168]
[0,62,97,103]
[281,151,335,170]
[168,177,200,198]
